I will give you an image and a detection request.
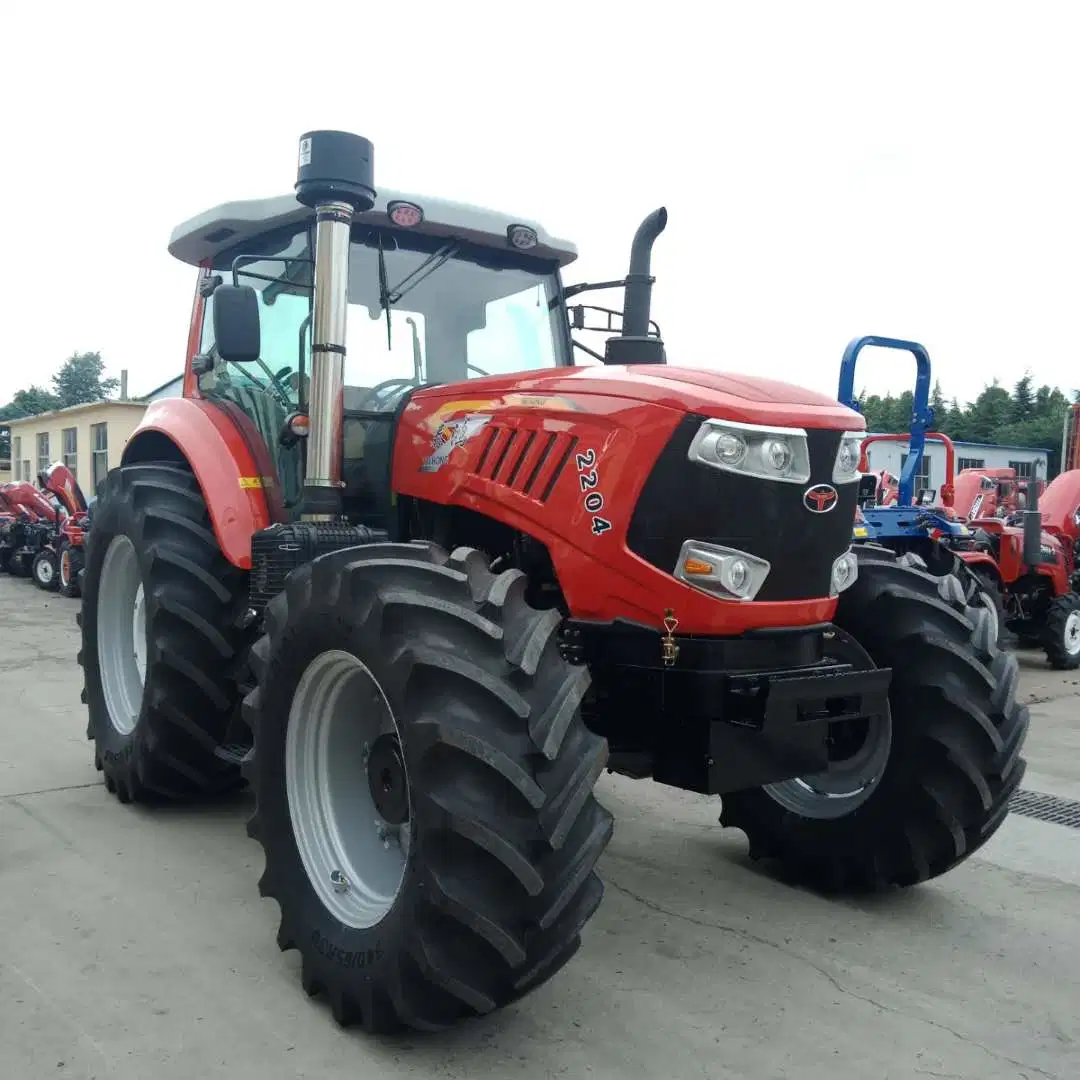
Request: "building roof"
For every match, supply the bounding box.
[866,432,1053,454]
[138,374,184,399]
[168,189,579,269]
[4,398,147,428]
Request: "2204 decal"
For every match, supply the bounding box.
[575,448,612,537]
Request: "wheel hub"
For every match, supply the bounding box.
[1065,610,1080,655]
[96,535,147,737]
[367,733,409,825]
[285,649,410,929]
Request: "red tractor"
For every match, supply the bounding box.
[956,469,1080,667]
[37,462,92,597]
[78,131,1028,1034]
[953,466,1044,521]
[0,480,62,585]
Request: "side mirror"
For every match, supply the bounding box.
[213,284,261,363]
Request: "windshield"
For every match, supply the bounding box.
[204,224,570,414]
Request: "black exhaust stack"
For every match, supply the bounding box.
[605,207,668,366]
[1022,469,1044,568]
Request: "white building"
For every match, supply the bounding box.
[863,435,1050,495]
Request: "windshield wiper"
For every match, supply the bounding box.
[377,234,393,349]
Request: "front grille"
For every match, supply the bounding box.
[472,424,577,502]
[250,521,388,615]
[627,414,857,602]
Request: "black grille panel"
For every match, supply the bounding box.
[250,521,388,614]
[627,414,857,602]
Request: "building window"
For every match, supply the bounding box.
[12,436,20,479]
[900,452,931,492]
[1009,459,1034,479]
[62,427,78,478]
[91,423,109,493]
[957,457,985,471]
[37,432,50,476]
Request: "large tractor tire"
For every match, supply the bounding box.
[77,462,251,802]
[720,545,1028,893]
[242,542,613,1033]
[1042,592,1080,670]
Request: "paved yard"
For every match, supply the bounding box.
[2,572,1079,1080]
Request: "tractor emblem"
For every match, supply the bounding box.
[803,483,839,514]
[420,413,492,473]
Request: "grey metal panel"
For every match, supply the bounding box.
[168,190,578,269]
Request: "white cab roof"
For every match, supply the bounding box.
[168,189,578,269]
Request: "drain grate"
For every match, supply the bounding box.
[1009,789,1080,829]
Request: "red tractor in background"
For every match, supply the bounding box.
[78,131,1028,1035]
[37,462,92,597]
[952,466,1044,521]
[955,468,1080,667]
[0,480,62,585]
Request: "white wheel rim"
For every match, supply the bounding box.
[286,649,410,929]
[36,557,55,585]
[1065,610,1080,655]
[96,536,147,736]
[60,550,70,587]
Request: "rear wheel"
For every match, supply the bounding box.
[32,548,59,591]
[58,540,83,598]
[77,462,250,802]
[1042,592,1080,670]
[243,542,613,1032]
[720,545,1029,892]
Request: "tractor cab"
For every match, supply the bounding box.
[175,190,599,528]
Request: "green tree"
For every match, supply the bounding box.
[1009,374,1034,424]
[930,380,947,428]
[51,351,118,408]
[0,385,61,419]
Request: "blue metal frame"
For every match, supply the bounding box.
[838,335,935,507]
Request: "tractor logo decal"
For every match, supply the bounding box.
[420,413,493,473]
[803,483,839,514]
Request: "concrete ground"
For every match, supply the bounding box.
[2,573,1079,1080]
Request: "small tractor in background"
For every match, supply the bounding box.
[0,480,62,586]
[77,131,1028,1035]
[957,468,1080,667]
[838,335,1002,636]
[38,462,92,597]
[953,466,1044,521]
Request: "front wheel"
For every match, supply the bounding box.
[1043,592,1080,670]
[32,548,59,592]
[58,540,83,598]
[242,542,613,1033]
[720,546,1029,893]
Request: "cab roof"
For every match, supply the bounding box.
[168,190,579,269]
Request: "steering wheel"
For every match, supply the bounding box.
[350,378,419,412]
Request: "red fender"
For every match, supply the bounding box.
[122,397,273,569]
[955,549,1000,577]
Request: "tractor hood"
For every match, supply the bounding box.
[422,364,863,431]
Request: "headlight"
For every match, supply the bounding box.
[688,419,811,484]
[830,549,859,596]
[674,539,771,601]
[832,431,864,484]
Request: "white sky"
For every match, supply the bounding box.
[3,1,1078,407]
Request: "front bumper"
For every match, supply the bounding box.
[563,618,892,796]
